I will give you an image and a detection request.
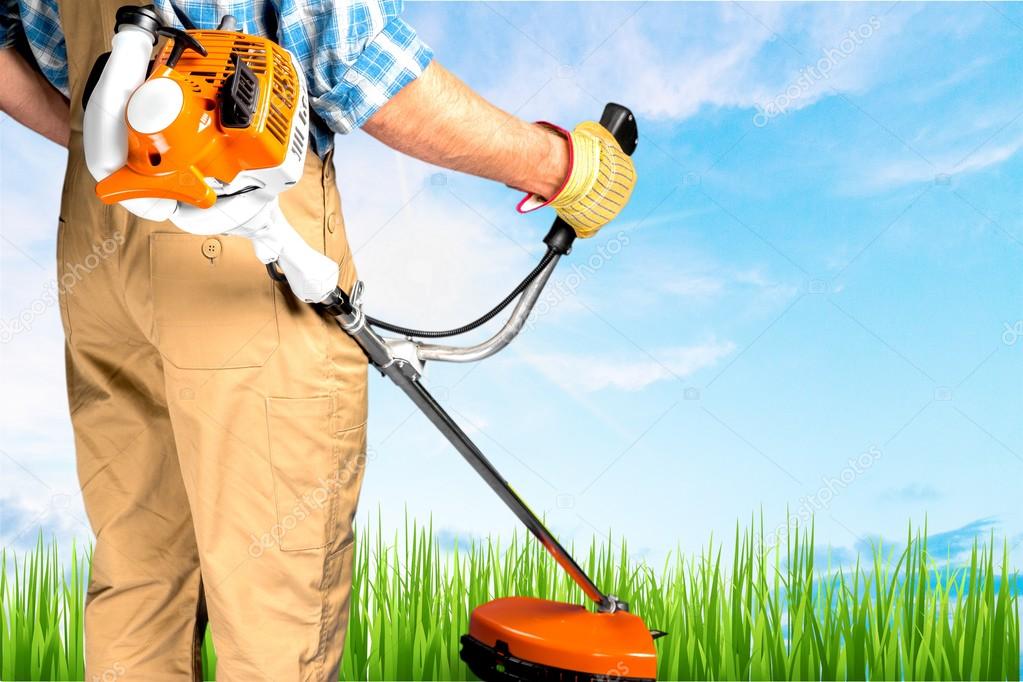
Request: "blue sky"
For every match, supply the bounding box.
[1,2,1022,573]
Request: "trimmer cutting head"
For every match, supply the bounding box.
[460,597,659,681]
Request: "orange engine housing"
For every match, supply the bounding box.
[96,30,304,209]
[461,597,658,681]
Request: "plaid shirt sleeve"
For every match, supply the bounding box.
[1,0,69,96]
[278,0,433,134]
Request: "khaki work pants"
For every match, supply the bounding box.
[55,3,368,679]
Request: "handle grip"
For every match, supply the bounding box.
[241,202,341,304]
[599,102,638,156]
[544,102,639,253]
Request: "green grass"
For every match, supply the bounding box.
[2,519,1019,681]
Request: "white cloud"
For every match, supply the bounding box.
[879,483,941,502]
[862,132,1023,191]
[617,257,800,319]
[521,340,735,393]
[657,267,798,305]
[574,3,914,123]
[0,492,91,553]
[575,9,774,122]
[415,4,915,131]
[334,133,541,329]
[661,274,725,300]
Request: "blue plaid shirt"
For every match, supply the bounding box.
[0,0,433,156]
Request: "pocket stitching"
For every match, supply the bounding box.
[326,421,365,558]
[335,420,367,434]
[328,534,355,559]
[267,395,336,552]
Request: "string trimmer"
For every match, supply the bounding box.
[82,6,662,680]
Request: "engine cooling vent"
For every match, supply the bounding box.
[160,30,302,146]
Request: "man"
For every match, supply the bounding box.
[0,1,635,679]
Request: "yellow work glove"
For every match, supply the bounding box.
[517,121,636,238]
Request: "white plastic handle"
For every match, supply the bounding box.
[237,201,341,304]
[83,26,178,221]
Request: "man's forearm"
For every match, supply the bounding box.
[363,61,569,199]
[0,48,70,147]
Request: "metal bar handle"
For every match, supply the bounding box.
[402,103,638,363]
[416,253,561,363]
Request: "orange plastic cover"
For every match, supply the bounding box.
[97,30,301,208]
[467,597,657,678]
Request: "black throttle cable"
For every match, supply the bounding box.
[365,249,557,339]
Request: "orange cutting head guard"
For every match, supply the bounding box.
[96,26,307,209]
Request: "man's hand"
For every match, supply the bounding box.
[363,61,571,208]
[0,47,70,147]
[518,121,636,238]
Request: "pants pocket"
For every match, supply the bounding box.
[149,232,280,369]
[267,395,354,552]
[329,420,367,556]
